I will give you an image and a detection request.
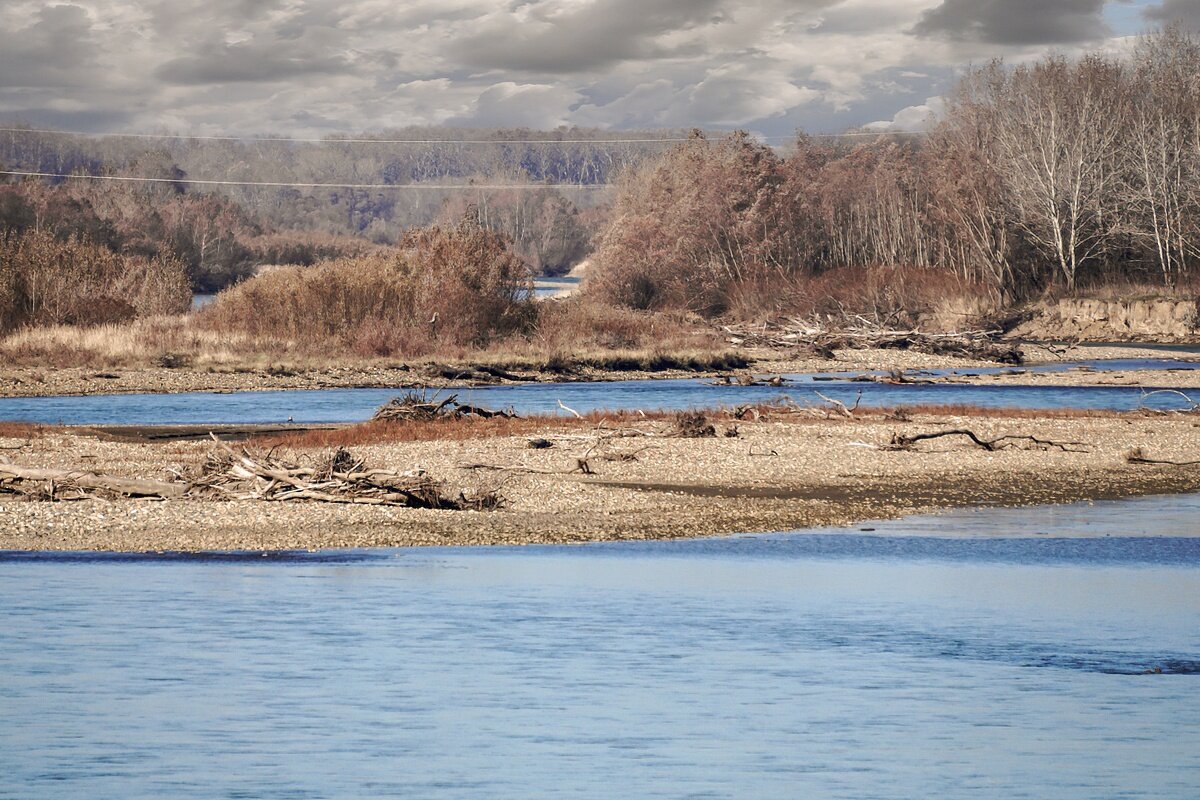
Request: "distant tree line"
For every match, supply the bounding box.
[0,126,677,242]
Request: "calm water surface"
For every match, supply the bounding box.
[2,497,1199,799]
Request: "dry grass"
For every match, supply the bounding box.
[1056,274,1200,303]
[0,422,48,439]
[0,316,299,369]
[0,313,739,375]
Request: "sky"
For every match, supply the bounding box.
[0,0,1196,137]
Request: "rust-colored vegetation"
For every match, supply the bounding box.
[250,410,683,449]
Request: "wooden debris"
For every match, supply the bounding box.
[1125,447,1200,467]
[888,429,1091,453]
[713,373,789,387]
[722,319,1024,364]
[0,464,185,500]
[1,441,504,510]
[814,390,863,418]
[669,412,717,438]
[1137,389,1199,413]
[192,440,500,509]
[372,392,516,422]
[424,362,528,383]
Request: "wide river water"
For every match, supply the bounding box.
[2,495,1199,799]
[1,357,1198,426]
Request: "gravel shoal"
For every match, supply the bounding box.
[0,350,1010,399]
[3,411,1199,552]
[5,344,1198,400]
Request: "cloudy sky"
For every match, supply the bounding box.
[0,0,1196,137]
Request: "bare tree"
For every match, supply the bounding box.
[1120,27,1200,285]
[984,57,1127,289]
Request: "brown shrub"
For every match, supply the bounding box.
[0,230,190,334]
[531,296,718,353]
[201,222,533,357]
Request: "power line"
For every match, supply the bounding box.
[0,170,614,190]
[0,126,927,145]
[0,128,702,145]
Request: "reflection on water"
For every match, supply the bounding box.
[2,497,1199,799]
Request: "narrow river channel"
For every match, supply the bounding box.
[1,358,1197,426]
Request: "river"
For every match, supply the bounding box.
[2,495,1198,799]
[0,358,1197,426]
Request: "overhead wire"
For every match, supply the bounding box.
[0,170,613,190]
[0,126,927,145]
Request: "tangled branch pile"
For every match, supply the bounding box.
[0,443,503,510]
[372,393,517,422]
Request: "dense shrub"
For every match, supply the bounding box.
[201,222,533,356]
[0,230,190,334]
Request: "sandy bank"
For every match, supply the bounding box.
[3,410,1199,552]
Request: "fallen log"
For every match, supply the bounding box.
[1125,447,1200,467]
[0,464,185,499]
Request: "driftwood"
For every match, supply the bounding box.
[1137,389,1199,413]
[0,464,185,500]
[460,460,593,476]
[192,440,501,509]
[668,412,718,438]
[888,429,1091,453]
[712,373,788,387]
[424,363,528,383]
[1125,447,1200,467]
[372,392,516,422]
[814,390,863,418]
[1,441,503,510]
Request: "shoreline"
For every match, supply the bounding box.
[4,488,1199,559]
[3,409,1199,553]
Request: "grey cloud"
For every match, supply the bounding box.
[0,4,100,88]
[449,0,724,72]
[155,42,353,85]
[912,0,1110,45]
[1144,0,1200,29]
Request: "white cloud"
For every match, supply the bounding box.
[864,96,946,131]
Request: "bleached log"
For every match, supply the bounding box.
[0,465,186,499]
